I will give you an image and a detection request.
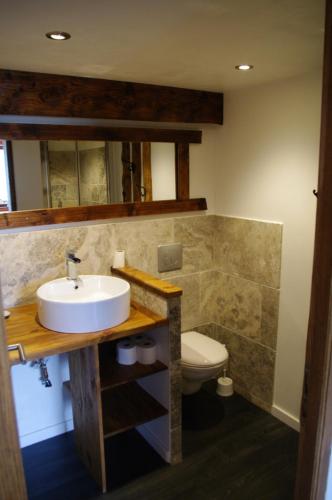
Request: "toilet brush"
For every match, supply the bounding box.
[216,367,234,397]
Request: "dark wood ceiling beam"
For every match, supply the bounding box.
[0,69,223,124]
[0,123,202,143]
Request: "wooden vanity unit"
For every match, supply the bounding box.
[6,268,183,493]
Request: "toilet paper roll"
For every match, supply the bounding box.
[116,339,137,365]
[133,334,147,344]
[136,337,157,365]
[113,250,125,269]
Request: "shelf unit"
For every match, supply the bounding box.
[68,330,170,493]
[99,340,168,438]
[102,382,168,438]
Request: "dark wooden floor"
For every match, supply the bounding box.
[22,386,298,500]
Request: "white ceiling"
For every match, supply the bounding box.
[0,0,325,92]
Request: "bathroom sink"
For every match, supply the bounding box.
[37,275,130,333]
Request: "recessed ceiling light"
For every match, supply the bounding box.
[235,64,254,71]
[46,31,71,41]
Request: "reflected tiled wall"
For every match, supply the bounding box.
[79,147,108,205]
[0,214,282,411]
[48,147,108,208]
[49,150,79,208]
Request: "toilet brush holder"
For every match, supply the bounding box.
[216,376,234,397]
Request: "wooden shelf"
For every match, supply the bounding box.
[99,342,167,390]
[100,360,167,391]
[112,266,182,298]
[102,382,168,438]
[63,359,168,391]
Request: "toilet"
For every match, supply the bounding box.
[181,331,229,395]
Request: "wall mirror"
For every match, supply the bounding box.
[0,124,206,229]
[1,139,176,212]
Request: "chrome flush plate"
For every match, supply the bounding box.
[158,243,183,272]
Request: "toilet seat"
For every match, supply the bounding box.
[182,360,223,369]
[181,331,228,367]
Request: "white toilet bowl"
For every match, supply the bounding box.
[181,331,228,395]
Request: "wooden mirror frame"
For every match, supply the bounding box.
[0,123,206,229]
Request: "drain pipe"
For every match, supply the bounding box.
[31,358,52,387]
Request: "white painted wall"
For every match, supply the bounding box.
[214,72,322,425]
[0,149,8,203]
[12,141,45,210]
[190,124,218,214]
[12,354,73,447]
[151,142,176,200]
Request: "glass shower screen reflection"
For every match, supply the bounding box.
[46,140,111,208]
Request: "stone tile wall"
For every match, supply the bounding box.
[213,217,281,410]
[0,213,282,411]
[197,217,282,410]
[159,215,282,411]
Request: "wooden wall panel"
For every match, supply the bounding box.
[4,141,17,211]
[69,346,106,493]
[121,142,132,202]
[0,69,223,124]
[0,286,27,500]
[295,2,332,498]
[132,143,142,202]
[175,143,189,200]
[142,142,152,201]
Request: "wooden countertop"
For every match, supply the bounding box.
[6,301,168,366]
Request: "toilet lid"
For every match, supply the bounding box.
[181,331,228,366]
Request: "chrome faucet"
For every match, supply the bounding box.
[66,251,81,285]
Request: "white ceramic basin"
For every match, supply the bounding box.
[37,275,130,333]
